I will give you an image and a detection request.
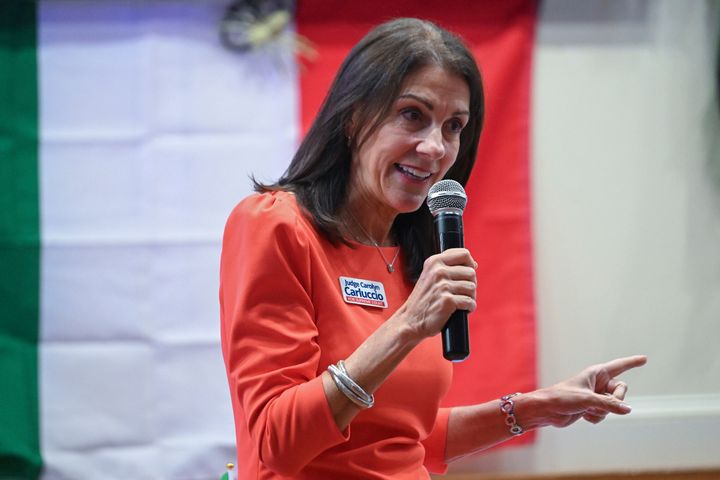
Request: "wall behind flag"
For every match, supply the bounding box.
[449,0,720,474]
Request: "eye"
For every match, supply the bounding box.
[401,107,422,122]
[445,118,465,135]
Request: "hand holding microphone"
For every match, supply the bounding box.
[396,180,474,361]
[426,180,471,361]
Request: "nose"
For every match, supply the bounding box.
[416,126,445,160]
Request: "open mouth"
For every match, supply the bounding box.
[395,164,433,181]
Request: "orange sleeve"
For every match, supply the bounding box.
[421,407,450,474]
[220,195,350,476]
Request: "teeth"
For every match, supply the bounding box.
[397,164,432,180]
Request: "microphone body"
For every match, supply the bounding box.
[427,180,470,362]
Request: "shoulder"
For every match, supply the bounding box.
[228,190,300,224]
[224,190,314,247]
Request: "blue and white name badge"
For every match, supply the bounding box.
[339,276,388,309]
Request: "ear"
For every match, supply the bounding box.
[344,111,358,141]
[344,110,360,151]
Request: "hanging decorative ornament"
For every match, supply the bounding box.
[220,0,316,60]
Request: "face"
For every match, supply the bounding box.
[348,65,471,220]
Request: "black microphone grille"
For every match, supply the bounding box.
[426,179,467,215]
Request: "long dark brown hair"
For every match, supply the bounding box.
[255,17,484,281]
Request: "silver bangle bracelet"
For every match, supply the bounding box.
[500,392,524,436]
[329,370,372,408]
[336,361,372,402]
[327,361,374,409]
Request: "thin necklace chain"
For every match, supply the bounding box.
[347,212,401,273]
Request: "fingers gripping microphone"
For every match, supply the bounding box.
[427,180,470,362]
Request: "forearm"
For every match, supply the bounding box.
[322,307,421,430]
[322,248,480,431]
[444,401,511,461]
[445,395,542,462]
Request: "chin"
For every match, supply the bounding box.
[391,195,427,214]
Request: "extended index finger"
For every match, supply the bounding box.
[602,355,648,378]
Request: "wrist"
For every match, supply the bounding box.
[389,306,425,348]
[509,391,545,432]
[499,393,524,436]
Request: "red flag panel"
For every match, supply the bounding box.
[297,0,537,446]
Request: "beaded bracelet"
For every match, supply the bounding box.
[500,392,524,436]
[327,360,374,409]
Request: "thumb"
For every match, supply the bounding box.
[590,393,632,415]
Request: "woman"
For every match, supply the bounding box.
[219,18,646,479]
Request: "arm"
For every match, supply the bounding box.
[321,249,479,431]
[422,407,452,474]
[444,355,648,462]
[221,199,349,476]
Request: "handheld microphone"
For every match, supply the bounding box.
[426,179,470,362]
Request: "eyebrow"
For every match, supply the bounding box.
[398,93,470,116]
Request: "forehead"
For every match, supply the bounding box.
[398,65,470,107]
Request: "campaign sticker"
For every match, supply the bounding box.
[339,276,388,309]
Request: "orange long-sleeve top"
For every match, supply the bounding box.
[219,191,453,479]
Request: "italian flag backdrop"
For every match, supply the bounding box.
[0,1,536,479]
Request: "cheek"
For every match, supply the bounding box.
[441,147,461,175]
